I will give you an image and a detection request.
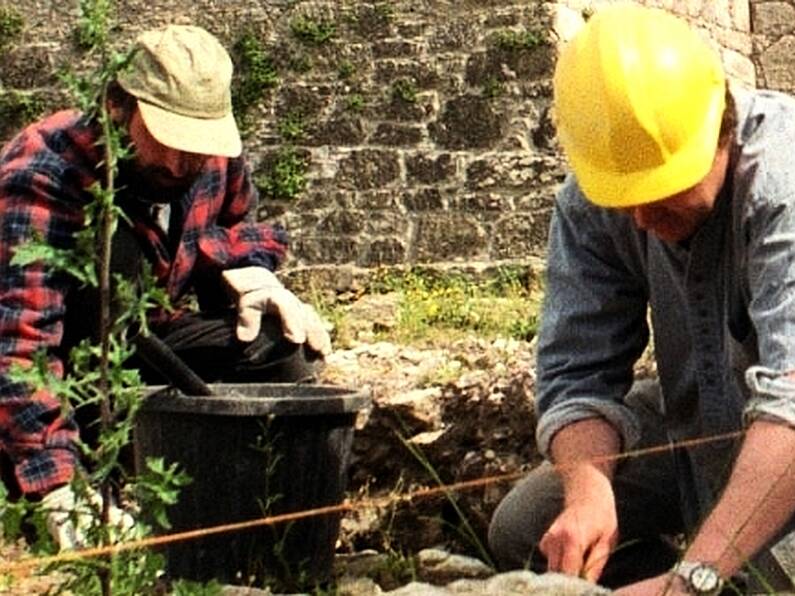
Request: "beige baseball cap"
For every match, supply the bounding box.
[118,24,242,158]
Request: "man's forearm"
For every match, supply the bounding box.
[685,420,795,577]
[549,417,622,494]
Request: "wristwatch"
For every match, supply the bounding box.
[671,560,724,595]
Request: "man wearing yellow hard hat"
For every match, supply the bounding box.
[489,3,795,594]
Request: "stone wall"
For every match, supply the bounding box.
[753,0,795,92]
[556,0,755,86]
[0,1,792,269]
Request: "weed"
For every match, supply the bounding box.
[374,2,393,22]
[289,52,313,73]
[74,0,113,50]
[493,28,544,51]
[232,30,279,133]
[367,548,418,589]
[0,91,45,133]
[482,77,504,99]
[132,457,191,530]
[346,93,365,112]
[364,476,419,590]
[0,6,23,45]
[397,431,495,569]
[290,15,336,46]
[278,111,306,142]
[391,79,417,104]
[416,359,464,388]
[310,296,355,349]
[337,59,355,80]
[255,147,308,201]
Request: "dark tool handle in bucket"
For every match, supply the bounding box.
[133,333,213,396]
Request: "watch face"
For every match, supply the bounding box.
[689,563,721,592]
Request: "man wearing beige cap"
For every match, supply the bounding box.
[0,25,330,549]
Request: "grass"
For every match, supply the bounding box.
[397,430,495,569]
[311,265,542,350]
[372,266,541,345]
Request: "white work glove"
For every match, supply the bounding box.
[41,484,136,550]
[222,266,332,356]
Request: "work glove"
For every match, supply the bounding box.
[41,484,136,550]
[222,266,332,356]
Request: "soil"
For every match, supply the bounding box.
[321,333,539,559]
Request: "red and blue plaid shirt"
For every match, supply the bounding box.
[0,110,287,495]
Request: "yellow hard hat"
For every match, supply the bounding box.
[553,4,726,207]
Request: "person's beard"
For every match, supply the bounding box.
[116,159,194,205]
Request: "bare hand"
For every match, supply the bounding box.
[538,464,618,582]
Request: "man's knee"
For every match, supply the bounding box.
[488,463,563,571]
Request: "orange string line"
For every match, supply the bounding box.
[0,428,745,575]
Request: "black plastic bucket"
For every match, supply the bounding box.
[133,383,370,588]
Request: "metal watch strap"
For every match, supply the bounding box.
[671,560,724,595]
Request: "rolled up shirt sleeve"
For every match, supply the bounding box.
[535,177,650,458]
[744,366,795,427]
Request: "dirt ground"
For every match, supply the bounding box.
[322,334,539,558]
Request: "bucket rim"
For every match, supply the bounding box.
[139,383,371,416]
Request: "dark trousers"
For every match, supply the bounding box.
[60,221,319,388]
[487,380,795,592]
[140,311,318,386]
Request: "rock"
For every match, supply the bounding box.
[389,387,443,428]
[384,582,449,596]
[416,548,493,584]
[335,550,388,577]
[476,571,610,595]
[337,576,385,595]
[382,570,610,595]
[221,586,273,595]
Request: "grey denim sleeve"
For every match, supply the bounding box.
[534,179,649,458]
[735,94,795,428]
[740,189,795,425]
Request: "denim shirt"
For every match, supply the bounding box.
[535,88,795,527]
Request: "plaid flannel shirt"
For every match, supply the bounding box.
[0,110,287,495]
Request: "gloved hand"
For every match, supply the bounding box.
[41,484,136,550]
[222,266,332,356]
